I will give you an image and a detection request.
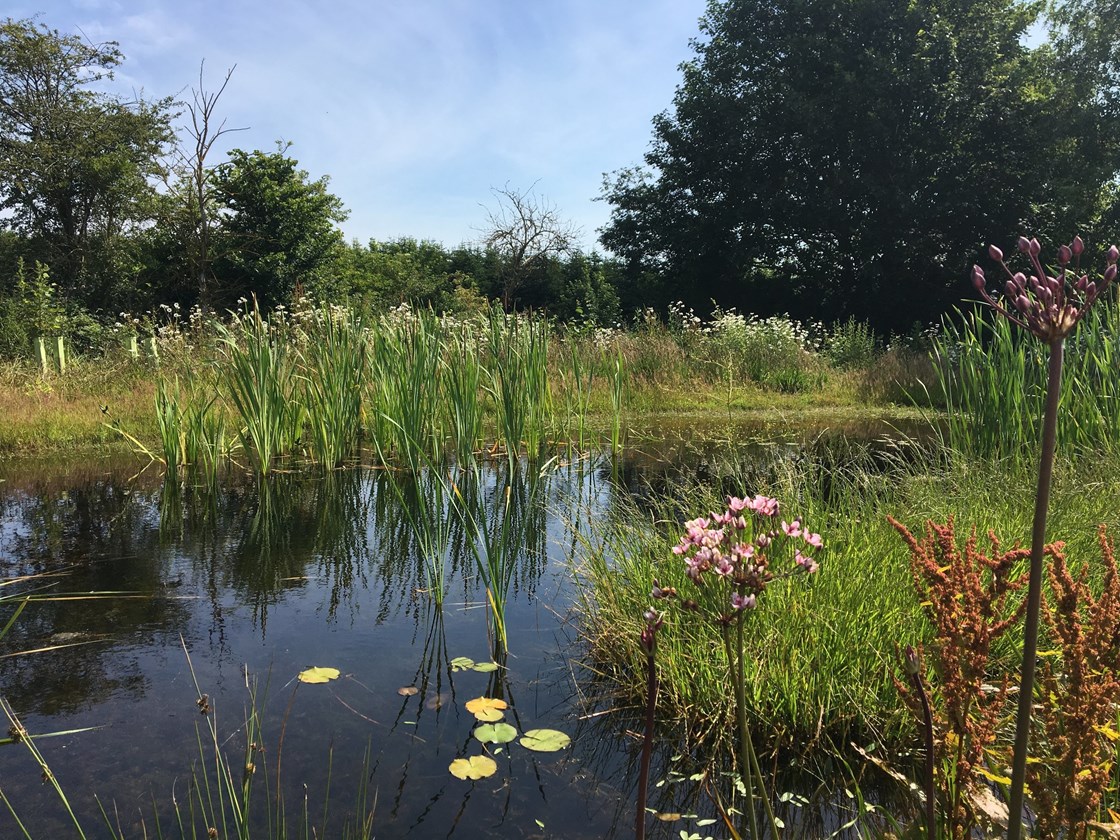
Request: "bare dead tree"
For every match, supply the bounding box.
[178,61,245,309]
[481,182,581,310]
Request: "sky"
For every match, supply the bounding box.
[14,1,709,252]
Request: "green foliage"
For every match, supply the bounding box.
[0,18,174,307]
[212,146,347,309]
[824,318,880,370]
[600,0,1119,331]
[933,299,1120,460]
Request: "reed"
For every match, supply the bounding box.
[934,296,1120,461]
[300,305,368,468]
[215,303,304,477]
[370,308,442,468]
[440,317,483,465]
[483,307,552,468]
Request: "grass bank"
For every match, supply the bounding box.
[574,443,1120,762]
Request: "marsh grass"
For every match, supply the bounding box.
[935,298,1120,460]
[300,305,368,468]
[575,440,1120,766]
[216,306,304,477]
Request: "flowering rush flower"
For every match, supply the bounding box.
[658,495,822,620]
[971,235,1118,342]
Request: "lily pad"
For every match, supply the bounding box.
[519,728,571,752]
[449,755,497,780]
[472,661,499,673]
[465,696,507,722]
[474,722,517,744]
[297,666,340,684]
[450,656,475,672]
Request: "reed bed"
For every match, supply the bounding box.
[934,297,1120,460]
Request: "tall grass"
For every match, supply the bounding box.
[484,308,551,469]
[216,304,303,477]
[440,318,483,465]
[573,438,1120,762]
[300,306,368,468]
[934,298,1120,460]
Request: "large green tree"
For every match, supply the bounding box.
[212,146,347,309]
[600,0,1119,330]
[0,18,174,307]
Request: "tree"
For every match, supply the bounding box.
[177,62,245,310]
[0,18,174,307]
[481,183,580,311]
[212,145,347,309]
[600,0,1119,330]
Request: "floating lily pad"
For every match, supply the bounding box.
[471,661,499,673]
[450,656,475,672]
[519,728,571,752]
[465,696,507,722]
[448,755,497,780]
[297,666,340,684]
[397,685,418,696]
[474,722,517,744]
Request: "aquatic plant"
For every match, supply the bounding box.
[971,234,1117,839]
[652,494,822,837]
[300,305,368,468]
[215,303,304,477]
[635,606,661,840]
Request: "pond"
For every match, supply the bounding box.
[0,422,915,838]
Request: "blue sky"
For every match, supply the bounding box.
[15,1,707,251]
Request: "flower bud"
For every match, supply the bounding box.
[1016,294,1032,314]
[988,244,1003,262]
[971,265,985,292]
[1018,236,1031,254]
[1109,245,1119,264]
[1029,238,1041,257]
[1106,264,1118,284]
[1005,281,1017,298]
[1072,235,1084,257]
[1058,245,1071,266]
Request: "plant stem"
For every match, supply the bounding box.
[636,639,657,840]
[910,666,936,837]
[1007,337,1064,840]
[725,623,761,839]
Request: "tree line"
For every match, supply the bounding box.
[4,2,1120,354]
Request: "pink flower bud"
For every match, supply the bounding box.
[1072,235,1084,257]
[1029,238,1041,257]
[988,244,1003,262]
[972,265,985,291]
[1018,236,1031,254]
[1005,281,1017,298]
[1016,294,1031,314]
[1058,245,1071,266]
[1106,264,1117,284]
[1109,245,1119,264]
[903,645,920,676]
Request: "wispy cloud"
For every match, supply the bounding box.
[9,0,706,249]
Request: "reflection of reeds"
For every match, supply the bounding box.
[450,457,553,651]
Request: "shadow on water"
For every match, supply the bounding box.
[0,430,921,838]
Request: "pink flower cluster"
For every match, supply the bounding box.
[660,495,822,619]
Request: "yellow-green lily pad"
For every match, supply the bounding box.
[519,728,571,752]
[449,755,497,780]
[465,696,507,722]
[472,661,499,673]
[450,656,475,672]
[297,666,340,684]
[474,722,517,744]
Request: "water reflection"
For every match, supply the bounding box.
[0,435,910,838]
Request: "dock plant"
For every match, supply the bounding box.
[970,234,1117,838]
[650,494,822,837]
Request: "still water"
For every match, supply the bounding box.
[0,424,913,838]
